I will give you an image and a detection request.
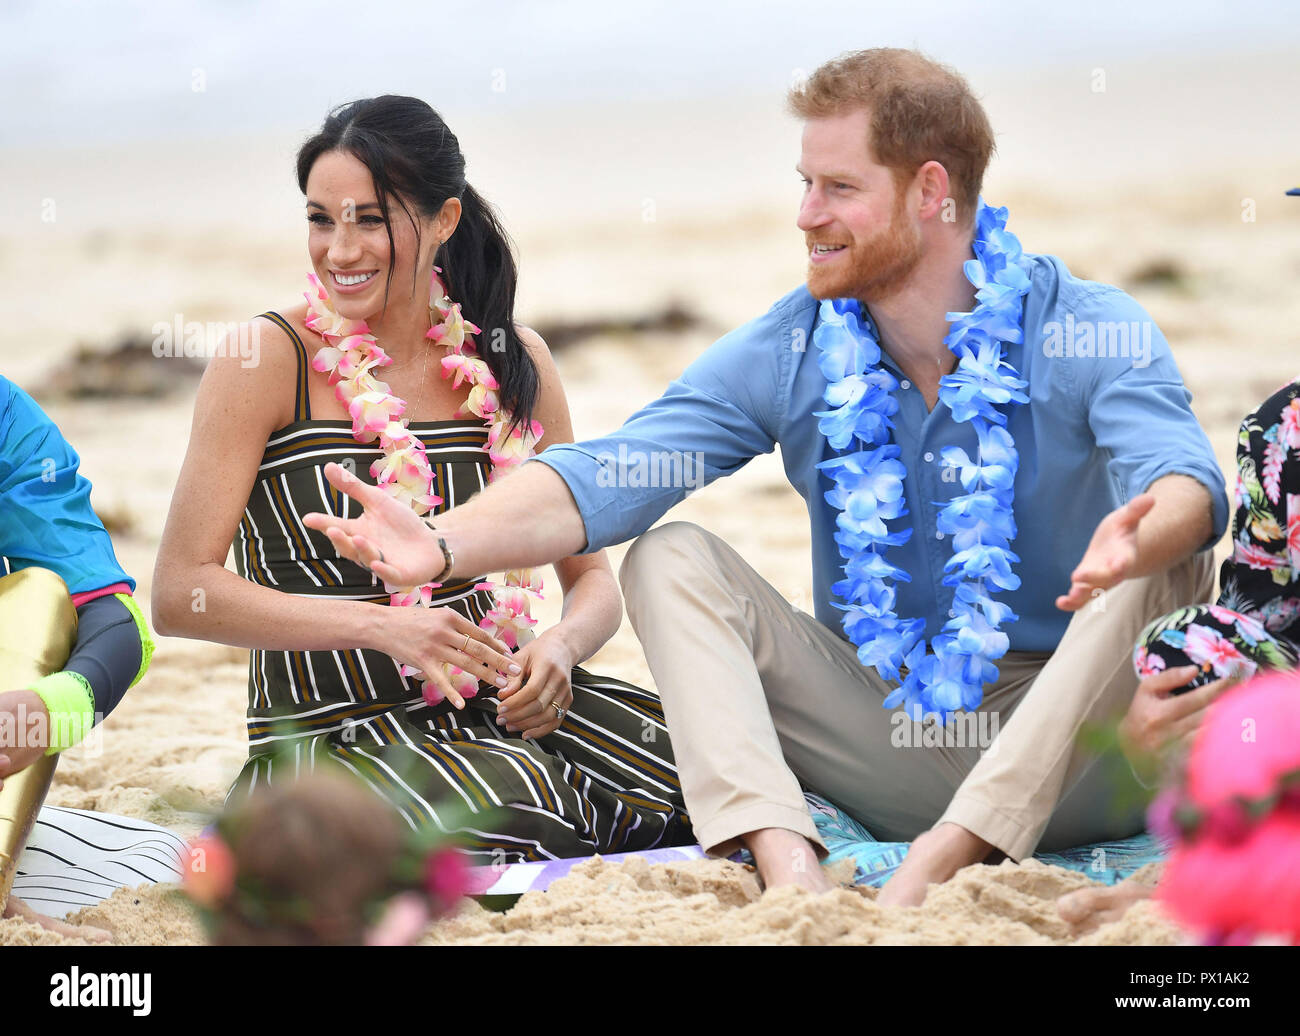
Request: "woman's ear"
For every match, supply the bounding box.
[437,197,463,244]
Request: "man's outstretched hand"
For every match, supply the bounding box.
[1055,493,1155,611]
[301,463,443,588]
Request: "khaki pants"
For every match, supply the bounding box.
[619,522,1214,862]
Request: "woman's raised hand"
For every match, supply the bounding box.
[375,605,521,711]
[302,463,444,588]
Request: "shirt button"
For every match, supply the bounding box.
[900,379,912,390]
[923,451,934,462]
[948,609,957,618]
[935,531,945,540]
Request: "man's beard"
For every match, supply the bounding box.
[806,200,923,303]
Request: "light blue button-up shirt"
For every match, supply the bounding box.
[533,254,1228,652]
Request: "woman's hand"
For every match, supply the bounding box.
[373,606,521,710]
[1118,664,1239,766]
[495,631,575,740]
[302,463,444,589]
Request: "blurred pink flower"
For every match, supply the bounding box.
[182,833,236,908]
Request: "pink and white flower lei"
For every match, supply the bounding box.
[304,269,546,706]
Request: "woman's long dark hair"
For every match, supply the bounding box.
[296,95,539,432]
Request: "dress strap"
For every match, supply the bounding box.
[259,311,312,422]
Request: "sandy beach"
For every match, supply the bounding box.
[2,42,1299,946]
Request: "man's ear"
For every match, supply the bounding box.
[914,160,952,222]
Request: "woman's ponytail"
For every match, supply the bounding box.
[439,184,538,434]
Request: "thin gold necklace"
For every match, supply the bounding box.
[404,343,432,423]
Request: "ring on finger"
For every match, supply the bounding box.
[461,633,471,653]
[552,702,565,720]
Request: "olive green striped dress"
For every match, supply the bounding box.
[224,312,693,862]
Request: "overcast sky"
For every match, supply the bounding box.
[3,0,1297,147]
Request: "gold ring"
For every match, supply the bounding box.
[552,703,565,720]
[461,633,471,653]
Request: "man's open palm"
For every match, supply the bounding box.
[1055,493,1155,611]
[301,462,441,588]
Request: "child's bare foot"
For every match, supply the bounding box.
[1056,881,1152,934]
[3,894,112,942]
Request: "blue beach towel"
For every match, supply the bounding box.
[804,792,1167,888]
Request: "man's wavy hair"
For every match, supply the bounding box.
[787,49,995,225]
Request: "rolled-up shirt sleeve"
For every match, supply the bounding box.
[532,309,789,554]
[1078,289,1229,550]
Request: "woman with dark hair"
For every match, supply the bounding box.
[153,96,692,863]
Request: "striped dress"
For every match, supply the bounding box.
[224,312,693,862]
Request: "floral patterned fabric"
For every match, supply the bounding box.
[1134,603,1297,692]
[1134,378,1300,691]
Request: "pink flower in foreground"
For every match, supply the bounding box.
[1146,787,1181,843]
[182,833,236,908]
[423,849,493,915]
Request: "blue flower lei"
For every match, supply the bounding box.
[813,200,1033,721]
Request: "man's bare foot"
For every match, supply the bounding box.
[1057,881,1152,934]
[742,827,835,893]
[877,823,994,907]
[2,894,112,942]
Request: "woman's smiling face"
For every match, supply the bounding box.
[305,149,454,321]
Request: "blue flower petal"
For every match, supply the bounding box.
[812,198,1029,717]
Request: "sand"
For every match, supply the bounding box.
[5,855,1182,947]
[5,51,1298,946]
